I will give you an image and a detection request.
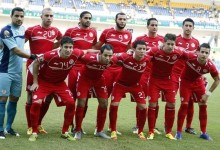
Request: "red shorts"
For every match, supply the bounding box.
[32,79,75,106]
[148,77,176,103]
[77,75,108,99]
[111,82,146,104]
[180,78,205,103]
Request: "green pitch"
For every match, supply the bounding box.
[1,64,220,150]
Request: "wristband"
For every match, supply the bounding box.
[29,54,37,60]
[206,91,212,96]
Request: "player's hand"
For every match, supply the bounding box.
[201,94,208,103]
[126,49,134,54]
[30,83,39,92]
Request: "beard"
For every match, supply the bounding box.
[116,22,126,30]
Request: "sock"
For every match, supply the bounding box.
[148,106,156,133]
[136,106,139,128]
[154,104,159,127]
[0,101,6,131]
[6,101,17,130]
[25,103,32,128]
[75,106,84,132]
[97,105,107,132]
[83,99,88,118]
[165,105,175,134]
[30,103,42,133]
[186,98,194,128]
[138,108,147,134]
[199,105,207,133]
[177,104,188,132]
[109,105,118,132]
[38,101,50,126]
[62,101,75,134]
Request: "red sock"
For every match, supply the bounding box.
[30,103,41,133]
[136,106,139,127]
[38,101,50,125]
[25,103,32,128]
[148,106,156,133]
[177,104,188,132]
[62,101,75,134]
[199,105,207,133]
[186,98,194,128]
[97,105,107,132]
[165,105,175,133]
[154,104,159,127]
[138,108,147,134]
[109,105,118,132]
[83,99,88,118]
[75,106,84,132]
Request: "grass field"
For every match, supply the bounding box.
[1,63,220,150]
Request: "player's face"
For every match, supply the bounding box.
[100,49,113,64]
[163,40,175,53]
[60,43,73,58]
[11,11,24,27]
[198,47,210,62]
[182,21,194,36]
[41,10,53,27]
[134,44,146,60]
[147,20,158,33]
[80,14,92,28]
[116,15,127,30]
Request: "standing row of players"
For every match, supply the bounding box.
[0,7,219,142]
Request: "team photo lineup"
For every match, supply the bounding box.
[0,5,219,144]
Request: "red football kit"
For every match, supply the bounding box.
[99,27,132,96]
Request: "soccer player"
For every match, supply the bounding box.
[172,18,200,134]
[74,44,115,139]
[25,7,62,135]
[28,36,99,142]
[146,33,193,140]
[95,12,132,134]
[175,43,219,141]
[109,40,150,140]
[64,11,97,133]
[131,18,164,134]
[0,7,37,139]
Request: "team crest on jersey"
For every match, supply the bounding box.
[3,30,11,38]
[142,62,146,67]
[124,34,128,39]
[51,30,55,36]
[77,92,81,96]
[69,59,74,64]
[191,43,195,48]
[33,95,38,100]
[89,32,93,37]
[172,55,177,60]
[203,69,208,73]
[1,90,6,95]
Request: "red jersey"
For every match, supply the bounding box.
[99,27,132,53]
[132,34,164,47]
[37,49,84,83]
[81,54,117,80]
[172,34,200,79]
[148,47,191,79]
[25,25,62,54]
[181,55,218,81]
[116,53,151,86]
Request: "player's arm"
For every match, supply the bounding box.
[82,49,100,54]
[202,75,220,102]
[93,41,104,50]
[12,47,36,59]
[53,40,61,49]
[30,59,41,92]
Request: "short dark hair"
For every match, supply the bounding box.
[80,11,92,19]
[100,44,113,53]
[115,12,126,20]
[164,33,176,42]
[200,43,211,51]
[182,18,194,26]
[61,36,73,46]
[133,40,146,49]
[11,7,24,16]
[147,18,158,26]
